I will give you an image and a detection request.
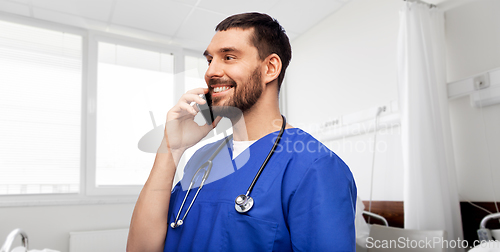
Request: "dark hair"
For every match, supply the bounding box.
[215,12,292,89]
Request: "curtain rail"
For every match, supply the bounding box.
[403,0,437,8]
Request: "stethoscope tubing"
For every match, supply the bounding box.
[243,115,286,197]
[171,136,232,228]
[171,116,286,228]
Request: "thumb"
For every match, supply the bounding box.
[201,116,222,132]
[211,116,223,128]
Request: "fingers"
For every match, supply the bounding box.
[167,88,209,121]
[180,93,206,105]
[184,88,209,103]
[185,88,210,104]
[177,102,197,116]
[193,103,200,113]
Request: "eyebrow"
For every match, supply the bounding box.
[203,47,241,57]
[220,47,239,53]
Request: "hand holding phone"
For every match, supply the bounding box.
[197,92,214,125]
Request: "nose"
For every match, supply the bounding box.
[205,59,224,81]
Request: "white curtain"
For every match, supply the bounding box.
[397,1,464,246]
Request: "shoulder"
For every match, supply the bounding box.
[280,128,347,170]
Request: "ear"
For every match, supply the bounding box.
[262,53,282,85]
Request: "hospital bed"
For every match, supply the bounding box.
[469,213,500,252]
[477,212,500,241]
[363,210,389,227]
[356,209,388,252]
[357,208,447,252]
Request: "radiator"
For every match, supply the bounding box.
[69,228,129,252]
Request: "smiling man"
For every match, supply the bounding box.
[127,13,357,252]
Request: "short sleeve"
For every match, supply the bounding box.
[286,155,357,251]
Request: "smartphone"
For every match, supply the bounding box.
[197,92,214,125]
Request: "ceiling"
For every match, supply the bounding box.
[0,0,353,52]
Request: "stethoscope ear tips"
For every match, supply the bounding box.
[235,194,254,213]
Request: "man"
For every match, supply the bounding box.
[127,12,356,252]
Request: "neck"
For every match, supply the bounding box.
[230,110,283,141]
[229,82,289,141]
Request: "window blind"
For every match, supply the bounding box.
[95,42,174,186]
[0,20,82,195]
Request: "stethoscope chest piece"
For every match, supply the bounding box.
[234,194,254,213]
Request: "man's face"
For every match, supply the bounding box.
[203,28,264,117]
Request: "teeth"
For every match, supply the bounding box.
[214,86,231,93]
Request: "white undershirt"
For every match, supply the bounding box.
[232,140,256,160]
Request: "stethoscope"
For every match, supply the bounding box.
[170,115,286,229]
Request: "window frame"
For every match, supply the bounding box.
[0,13,196,206]
[85,32,184,196]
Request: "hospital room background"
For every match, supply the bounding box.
[0,0,499,251]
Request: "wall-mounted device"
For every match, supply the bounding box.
[448,67,500,108]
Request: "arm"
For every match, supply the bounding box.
[127,88,219,252]
[126,143,181,252]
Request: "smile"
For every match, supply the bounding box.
[212,85,233,95]
[214,86,231,93]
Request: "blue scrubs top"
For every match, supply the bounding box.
[164,128,357,251]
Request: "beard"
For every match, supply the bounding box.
[209,67,263,119]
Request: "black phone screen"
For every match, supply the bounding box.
[198,93,214,125]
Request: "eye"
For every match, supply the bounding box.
[207,59,212,65]
[225,55,235,61]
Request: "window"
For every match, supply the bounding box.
[0,20,82,195]
[0,17,189,202]
[93,41,175,189]
[184,54,208,92]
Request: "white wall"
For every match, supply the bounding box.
[286,0,404,201]
[445,0,500,202]
[286,0,400,124]
[287,0,500,202]
[0,204,134,251]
